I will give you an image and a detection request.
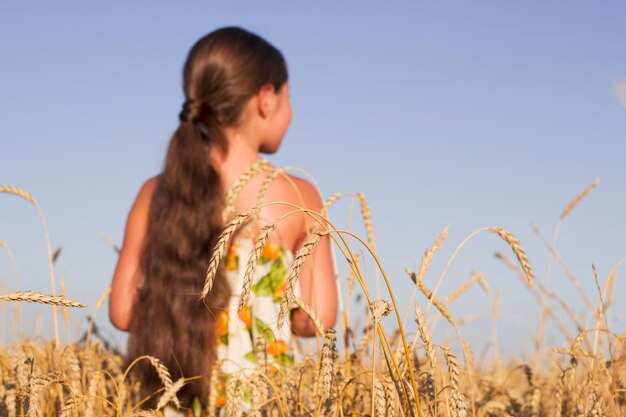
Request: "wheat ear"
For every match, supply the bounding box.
[0,291,86,307]
[27,371,65,417]
[0,185,60,345]
[223,159,269,220]
[0,185,36,205]
[202,210,253,298]
[320,192,349,217]
[415,304,436,370]
[225,375,242,417]
[408,271,458,329]
[443,347,467,417]
[356,192,376,252]
[416,226,449,285]
[277,231,328,327]
[488,227,534,286]
[156,377,185,410]
[292,296,324,336]
[239,221,279,311]
[207,360,222,417]
[561,177,600,220]
[444,271,484,306]
[255,167,286,211]
[317,329,337,404]
[373,376,387,417]
[146,356,174,392]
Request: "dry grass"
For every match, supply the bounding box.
[0,177,624,417]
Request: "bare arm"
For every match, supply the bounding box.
[289,179,337,337]
[109,178,157,331]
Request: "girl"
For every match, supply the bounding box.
[109,27,337,412]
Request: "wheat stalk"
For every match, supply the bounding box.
[27,371,64,417]
[317,329,337,404]
[415,304,436,370]
[356,192,376,253]
[488,227,534,286]
[561,178,600,220]
[255,167,286,211]
[59,397,77,417]
[407,271,458,330]
[63,347,81,396]
[373,376,386,417]
[417,226,449,286]
[133,411,157,417]
[156,377,185,410]
[0,185,60,345]
[346,252,361,300]
[0,185,36,205]
[202,210,253,298]
[292,296,324,336]
[320,192,349,217]
[101,234,120,254]
[225,374,242,417]
[401,226,449,336]
[277,231,328,327]
[223,159,269,220]
[383,374,398,417]
[0,239,23,335]
[443,347,467,417]
[444,271,484,306]
[0,291,86,307]
[239,221,279,311]
[207,360,222,417]
[146,355,174,394]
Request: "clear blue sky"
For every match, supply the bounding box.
[1,1,625,356]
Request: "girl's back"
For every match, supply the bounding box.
[109,27,337,412]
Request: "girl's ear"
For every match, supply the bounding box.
[256,84,277,118]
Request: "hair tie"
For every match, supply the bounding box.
[179,99,210,123]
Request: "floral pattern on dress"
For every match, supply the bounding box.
[212,235,301,415]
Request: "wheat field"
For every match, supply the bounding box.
[0,173,624,417]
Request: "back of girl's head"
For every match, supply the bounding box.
[126,27,287,408]
[180,27,288,142]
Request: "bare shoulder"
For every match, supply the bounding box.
[140,176,158,199]
[266,173,322,211]
[127,176,158,223]
[256,172,323,249]
[136,176,158,206]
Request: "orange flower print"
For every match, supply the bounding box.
[273,279,286,298]
[216,310,229,344]
[261,242,281,261]
[267,340,289,356]
[238,305,252,330]
[225,243,238,272]
[215,381,226,407]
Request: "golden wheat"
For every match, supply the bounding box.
[277,230,328,328]
[0,291,86,308]
[239,221,279,311]
[488,227,535,286]
[156,377,185,410]
[223,159,269,220]
[202,210,253,298]
[561,178,600,220]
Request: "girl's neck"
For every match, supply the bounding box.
[210,135,264,190]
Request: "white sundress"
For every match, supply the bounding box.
[211,230,302,410]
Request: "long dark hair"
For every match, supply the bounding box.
[126,27,288,407]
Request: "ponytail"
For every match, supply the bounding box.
[126,114,230,407]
